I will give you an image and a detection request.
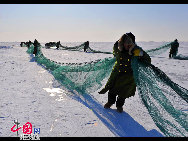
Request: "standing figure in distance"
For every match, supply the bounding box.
[84,41,89,52]
[56,41,61,50]
[33,39,40,56]
[169,39,179,58]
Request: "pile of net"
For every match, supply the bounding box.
[132,57,188,137]
[26,42,188,136]
[173,54,188,60]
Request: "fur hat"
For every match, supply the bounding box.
[118,34,135,55]
[126,32,135,44]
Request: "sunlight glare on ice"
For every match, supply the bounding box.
[43,88,65,93]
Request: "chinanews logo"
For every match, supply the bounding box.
[11,119,40,140]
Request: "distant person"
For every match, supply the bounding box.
[56,41,61,50]
[84,41,89,52]
[33,39,40,56]
[25,40,32,48]
[98,33,151,113]
[28,40,32,48]
[169,39,179,58]
[20,42,25,47]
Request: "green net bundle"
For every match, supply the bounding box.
[26,43,188,136]
[21,44,27,47]
[52,57,115,94]
[59,43,86,51]
[58,41,175,55]
[132,57,188,136]
[86,46,113,54]
[144,41,188,60]
[26,45,34,54]
[146,42,172,56]
[173,54,188,60]
[28,45,116,93]
[58,42,113,54]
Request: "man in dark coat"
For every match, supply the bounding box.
[28,40,32,48]
[33,39,40,56]
[98,33,151,113]
[84,41,89,52]
[56,41,61,50]
[169,39,179,58]
[20,42,25,47]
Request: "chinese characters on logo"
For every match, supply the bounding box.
[11,120,40,140]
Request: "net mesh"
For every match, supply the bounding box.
[57,43,113,54]
[26,42,188,136]
[146,42,172,56]
[59,43,86,51]
[131,57,188,137]
[28,45,115,93]
[173,54,188,60]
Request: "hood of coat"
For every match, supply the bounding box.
[118,44,135,56]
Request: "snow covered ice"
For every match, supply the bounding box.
[0,41,187,137]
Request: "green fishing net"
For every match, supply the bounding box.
[145,41,188,60]
[173,54,188,60]
[29,45,115,93]
[52,57,115,94]
[57,43,113,54]
[59,43,85,51]
[58,41,172,55]
[146,42,172,56]
[132,57,188,137]
[26,45,34,54]
[26,42,188,136]
[57,41,187,58]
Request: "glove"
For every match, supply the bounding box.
[98,87,108,94]
[133,48,143,56]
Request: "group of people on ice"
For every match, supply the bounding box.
[22,34,180,113]
[24,40,90,52]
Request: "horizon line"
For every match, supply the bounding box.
[0,40,187,43]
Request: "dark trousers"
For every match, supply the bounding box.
[169,53,172,58]
[108,90,125,107]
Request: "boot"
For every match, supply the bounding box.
[104,102,113,109]
[117,107,123,113]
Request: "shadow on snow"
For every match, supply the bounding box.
[30,55,164,137]
[55,83,164,137]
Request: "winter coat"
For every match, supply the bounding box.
[33,41,40,55]
[170,41,179,56]
[84,41,89,52]
[103,41,151,99]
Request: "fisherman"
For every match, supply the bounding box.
[98,33,151,113]
[84,41,89,52]
[169,39,179,58]
[56,41,61,50]
[33,39,40,56]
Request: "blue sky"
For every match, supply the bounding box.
[0,4,188,42]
